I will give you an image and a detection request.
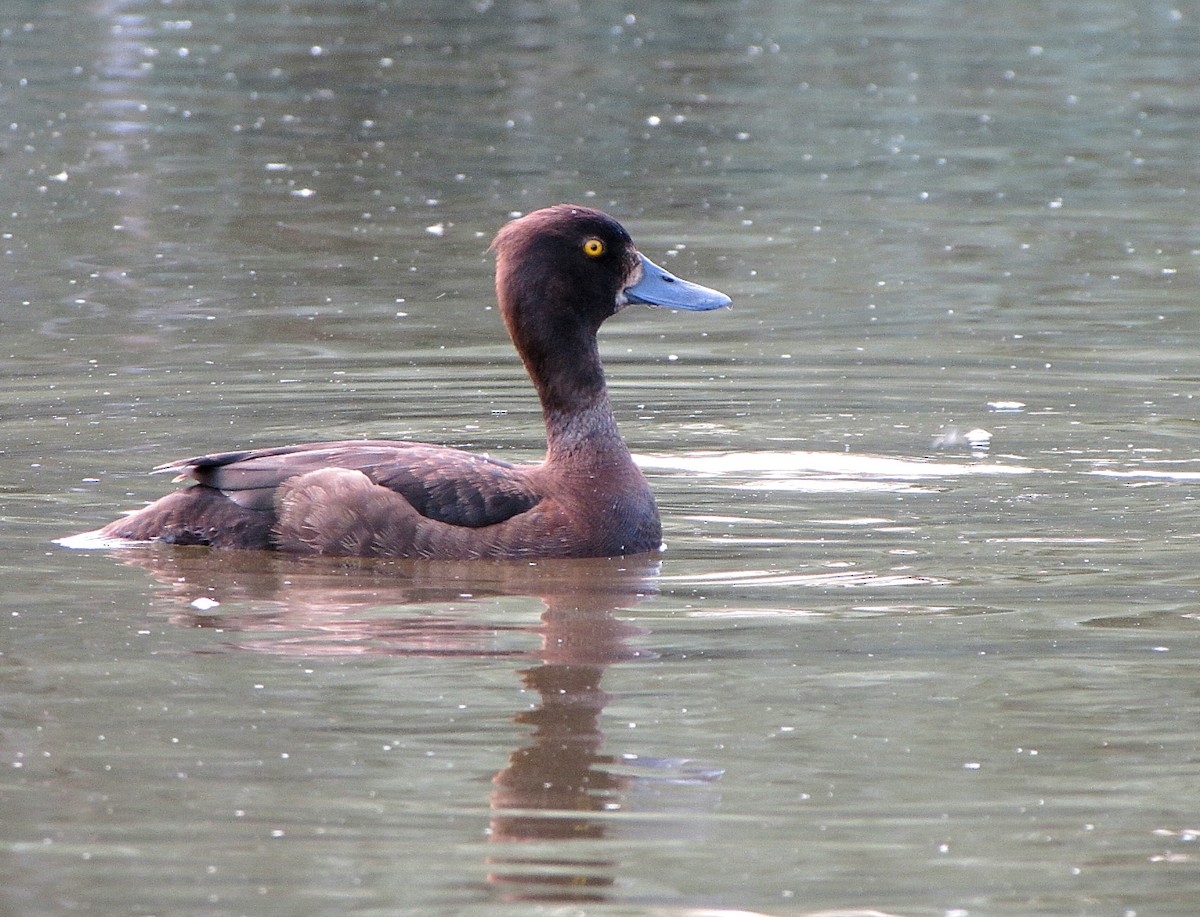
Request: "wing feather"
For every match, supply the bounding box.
[157,440,541,527]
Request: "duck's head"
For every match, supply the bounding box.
[491,204,730,336]
[489,205,730,415]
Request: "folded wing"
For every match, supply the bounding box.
[159,439,542,528]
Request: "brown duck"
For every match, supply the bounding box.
[65,205,730,558]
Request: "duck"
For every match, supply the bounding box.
[67,205,730,559]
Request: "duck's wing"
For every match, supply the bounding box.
[158,440,541,528]
[366,452,541,528]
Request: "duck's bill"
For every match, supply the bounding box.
[624,253,732,311]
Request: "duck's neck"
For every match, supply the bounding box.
[543,390,627,464]
[524,330,631,467]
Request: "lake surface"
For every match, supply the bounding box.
[4,1,1200,914]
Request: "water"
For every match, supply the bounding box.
[4,1,1200,914]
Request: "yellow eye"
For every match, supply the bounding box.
[582,238,605,257]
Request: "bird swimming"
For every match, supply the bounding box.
[62,205,731,559]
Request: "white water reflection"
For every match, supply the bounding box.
[643,449,1038,494]
[1090,468,1200,482]
[661,569,950,589]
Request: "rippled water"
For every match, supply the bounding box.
[4,1,1200,914]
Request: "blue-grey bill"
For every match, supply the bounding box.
[625,253,731,311]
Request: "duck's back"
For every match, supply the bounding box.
[93,439,661,558]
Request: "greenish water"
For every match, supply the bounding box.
[4,1,1200,914]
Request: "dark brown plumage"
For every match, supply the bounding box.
[66,205,730,559]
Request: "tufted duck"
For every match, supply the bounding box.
[65,205,730,558]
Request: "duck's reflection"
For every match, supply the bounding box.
[487,597,647,900]
[111,547,712,902]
